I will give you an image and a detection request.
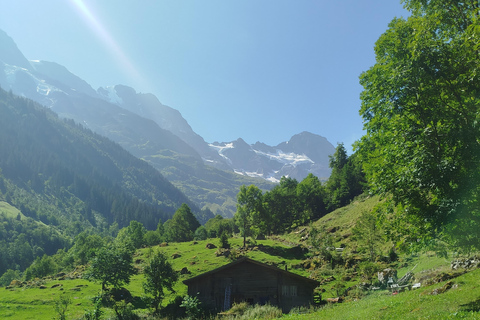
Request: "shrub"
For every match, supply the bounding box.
[180,294,202,319]
[219,230,230,249]
[241,304,282,320]
[0,269,21,286]
[24,254,58,280]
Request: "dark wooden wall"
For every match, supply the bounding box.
[186,260,317,313]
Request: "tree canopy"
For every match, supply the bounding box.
[165,204,200,242]
[357,0,480,250]
[85,243,136,291]
[143,250,178,314]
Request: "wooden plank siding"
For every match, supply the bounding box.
[183,257,319,313]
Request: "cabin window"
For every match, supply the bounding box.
[282,285,297,296]
[290,285,297,296]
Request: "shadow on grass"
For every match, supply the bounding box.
[460,298,480,312]
[131,296,149,309]
[256,244,308,260]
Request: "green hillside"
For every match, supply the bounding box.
[0,88,209,278]
[1,195,478,319]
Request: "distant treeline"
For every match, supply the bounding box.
[234,143,365,239]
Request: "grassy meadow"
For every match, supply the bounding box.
[0,196,479,319]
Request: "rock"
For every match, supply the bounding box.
[451,256,480,270]
[39,285,47,289]
[206,243,217,249]
[377,268,397,288]
[171,253,181,259]
[9,280,23,288]
[326,297,343,303]
[180,267,191,275]
[215,248,231,257]
[327,226,338,233]
[295,227,307,234]
[51,284,62,288]
[431,281,454,295]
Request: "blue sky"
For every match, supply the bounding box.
[0,1,408,151]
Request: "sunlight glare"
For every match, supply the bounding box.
[69,0,145,90]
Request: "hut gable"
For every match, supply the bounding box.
[183,257,319,313]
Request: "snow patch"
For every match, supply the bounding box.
[102,86,123,105]
[253,148,314,167]
[208,143,234,164]
[3,63,64,97]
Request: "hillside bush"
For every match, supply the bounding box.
[0,269,21,286]
[240,304,282,320]
[24,254,58,280]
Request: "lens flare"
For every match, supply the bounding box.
[69,0,145,90]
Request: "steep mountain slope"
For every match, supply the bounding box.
[98,85,228,169]
[0,88,199,229]
[0,29,336,216]
[99,86,335,183]
[0,30,274,216]
[0,29,31,70]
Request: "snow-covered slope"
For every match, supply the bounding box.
[209,132,335,182]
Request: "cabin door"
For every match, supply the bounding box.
[223,278,233,311]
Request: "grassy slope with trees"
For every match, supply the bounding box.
[0,87,210,278]
[2,1,480,319]
[1,195,478,319]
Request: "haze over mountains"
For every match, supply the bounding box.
[0,28,335,216]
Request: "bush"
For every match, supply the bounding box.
[219,230,230,249]
[241,304,282,320]
[180,294,202,319]
[24,254,58,280]
[227,302,249,315]
[0,269,21,286]
[358,261,381,281]
[226,303,282,320]
[194,226,208,241]
[112,300,138,320]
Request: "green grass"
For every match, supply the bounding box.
[0,235,311,319]
[0,201,26,220]
[0,279,103,319]
[1,195,479,319]
[282,268,480,319]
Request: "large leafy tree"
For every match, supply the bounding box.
[357,0,480,250]
[165,204,200,242]
[143,250,178,314]
[297,173,327,221]
[235,185,264,247]
[85,243,136,291]
[116,220,147,249]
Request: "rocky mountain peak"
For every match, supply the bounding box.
[0,29,31,70]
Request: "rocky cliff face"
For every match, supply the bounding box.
[209,132,335,182]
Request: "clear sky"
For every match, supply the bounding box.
[0,1,408,151]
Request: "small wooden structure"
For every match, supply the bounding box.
[183,257,319,313]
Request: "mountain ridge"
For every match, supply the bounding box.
[0,28,335,216]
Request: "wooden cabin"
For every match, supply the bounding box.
[183,257,319,313]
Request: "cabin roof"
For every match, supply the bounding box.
[183,256,319,286]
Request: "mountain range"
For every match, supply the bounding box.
[0,28,335,217]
